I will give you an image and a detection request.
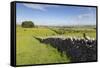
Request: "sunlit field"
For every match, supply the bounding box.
[16,25,96,65]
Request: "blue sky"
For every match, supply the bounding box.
[16,3,96,26]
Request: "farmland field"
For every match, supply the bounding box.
[16,25,96,65]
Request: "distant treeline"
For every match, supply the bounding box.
[17,24,96,29]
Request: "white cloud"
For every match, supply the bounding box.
[23,4,46,11]
[77,7,95,19]
[78,13,92,19]
[23,3,60,11]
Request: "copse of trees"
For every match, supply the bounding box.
[21,21,35,28]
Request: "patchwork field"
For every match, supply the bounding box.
[16,25,96,65]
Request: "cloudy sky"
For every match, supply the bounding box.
[16,3,96,26]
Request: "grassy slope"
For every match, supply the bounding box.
[16,26,96,65]
[51,28,96,38]
[16,26,70,65]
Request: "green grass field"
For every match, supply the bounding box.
[16,25,96,65]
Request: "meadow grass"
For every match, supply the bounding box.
[16,25,96,65]
[16,26,70,65]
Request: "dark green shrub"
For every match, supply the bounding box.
[21,21,34,28]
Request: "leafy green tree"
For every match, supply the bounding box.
[21,21,35,28]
